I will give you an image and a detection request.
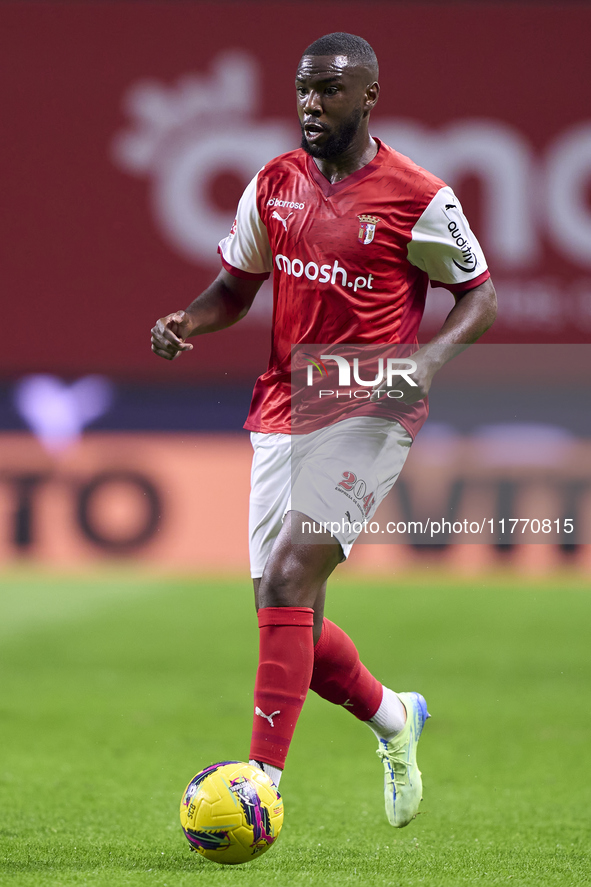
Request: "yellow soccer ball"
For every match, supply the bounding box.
[180,761,284,865]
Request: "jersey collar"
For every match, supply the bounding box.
[306,137,384,198]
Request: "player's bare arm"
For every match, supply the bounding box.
[151,269,262,360]
[372,277,497,404]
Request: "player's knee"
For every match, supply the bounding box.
[259,559,310,608]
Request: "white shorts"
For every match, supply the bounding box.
[249,416,412,578]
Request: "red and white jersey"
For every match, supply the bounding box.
[218,138,490,436]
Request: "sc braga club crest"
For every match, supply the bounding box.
[358,215,380,245]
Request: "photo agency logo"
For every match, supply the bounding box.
[301,350,418,400]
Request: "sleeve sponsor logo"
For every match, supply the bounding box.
[442,204,478,273]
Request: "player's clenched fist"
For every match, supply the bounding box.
[151,311,194,360]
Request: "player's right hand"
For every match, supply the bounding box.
[151,311,194,360]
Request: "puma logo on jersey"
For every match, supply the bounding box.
[272,210,293,231]
[255,706,281,727]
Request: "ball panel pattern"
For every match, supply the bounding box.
[180,762,284,865]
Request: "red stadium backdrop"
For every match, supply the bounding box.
[2,2,591,383]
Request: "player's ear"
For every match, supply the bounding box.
[365,81,380,112]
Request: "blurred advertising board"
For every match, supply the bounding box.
[0,431,590,570]
[0,433,252,569]
[1,344,590,569]
[1,2,591,386]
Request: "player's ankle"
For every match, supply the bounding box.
[249,759,283,787]
[367,686,407,740]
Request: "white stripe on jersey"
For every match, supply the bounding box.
[218,172,272,276]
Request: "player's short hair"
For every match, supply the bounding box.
[302,33,379,79]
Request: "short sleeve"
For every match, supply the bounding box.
[218,172,273,280]
[407,186,490,294]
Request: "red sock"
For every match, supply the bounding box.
[310,619,383,721]
[249,606,315,770]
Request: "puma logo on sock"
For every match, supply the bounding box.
[255,706,281,727]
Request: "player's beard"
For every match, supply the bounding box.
[300,107,364,160]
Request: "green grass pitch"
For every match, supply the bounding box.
[1,568,590,886]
